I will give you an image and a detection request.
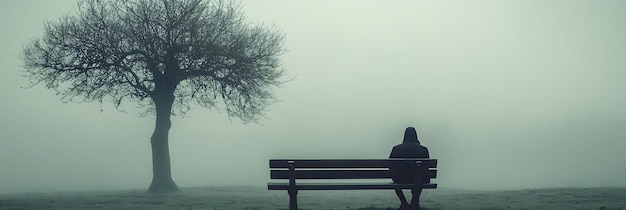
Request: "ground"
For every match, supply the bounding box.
[0,186,625,209]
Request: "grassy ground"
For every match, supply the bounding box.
[1,186,625,209]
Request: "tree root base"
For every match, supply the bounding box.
[147,180,181,194]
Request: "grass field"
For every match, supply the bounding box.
[1,186,625,209]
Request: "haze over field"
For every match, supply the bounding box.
[1,0,625,195]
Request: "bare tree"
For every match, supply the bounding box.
[22,0,286,193]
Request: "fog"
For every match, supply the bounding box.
[1,0,625,195]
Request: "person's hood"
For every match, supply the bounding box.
[403,127,421,144]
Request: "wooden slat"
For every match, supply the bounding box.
[270,169,437,179]
[268,182,438,190]
[269,159,437,169]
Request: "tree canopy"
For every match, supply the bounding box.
[23,0,286,121]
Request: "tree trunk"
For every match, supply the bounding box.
[147,91,181,193]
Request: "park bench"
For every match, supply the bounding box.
[267,158,438,210]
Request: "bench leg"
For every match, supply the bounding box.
[288,189,298,210]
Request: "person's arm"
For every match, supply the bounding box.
[389,147,397,158]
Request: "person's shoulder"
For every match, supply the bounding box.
[391,144,408,152]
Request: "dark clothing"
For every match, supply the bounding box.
[390,127,430,209]
[389,142,430,184]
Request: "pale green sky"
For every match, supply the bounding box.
[1,0,625,194]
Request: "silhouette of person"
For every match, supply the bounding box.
[389,127,430,210]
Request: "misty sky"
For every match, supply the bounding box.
[1,0,625,194]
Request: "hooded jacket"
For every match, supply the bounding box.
[390,127,429,159]
[389,127,430,183]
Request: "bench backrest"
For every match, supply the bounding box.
[270,159,437,183]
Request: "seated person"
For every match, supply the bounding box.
[389,127,430,210]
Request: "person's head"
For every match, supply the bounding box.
[403,127,420,144]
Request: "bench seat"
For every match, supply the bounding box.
[268,182,437,190]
